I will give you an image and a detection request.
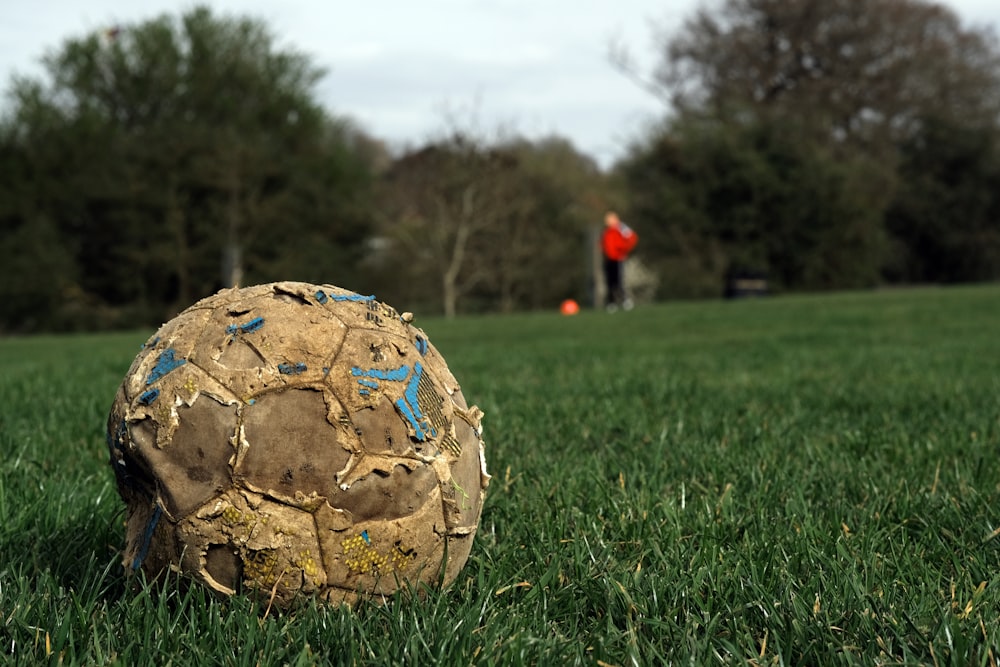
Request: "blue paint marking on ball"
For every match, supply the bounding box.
[415,336,428,356]
[241,316,265,332]
[145,349,186,385]
[349,363,435,439]
[278,362,307,375]
[357,382,374,396]
[315,290,376,304]
[138,388,160,405]
[132,505,163,570]
[396,362,436,441]
[226,316,264,336]
[351,364,410,382]
[351,364,408,397]
[331,292,376,303]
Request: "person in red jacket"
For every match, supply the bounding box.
[601,210,639,311]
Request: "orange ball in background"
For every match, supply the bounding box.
[560,299,580,316]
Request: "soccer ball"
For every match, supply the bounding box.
[106,282,489,607]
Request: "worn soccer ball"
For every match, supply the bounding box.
[106,281,489,607]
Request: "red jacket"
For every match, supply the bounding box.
[601,222,638,261]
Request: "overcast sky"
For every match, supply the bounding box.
[2,1,999,168]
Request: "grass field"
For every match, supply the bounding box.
[1,285,999,665]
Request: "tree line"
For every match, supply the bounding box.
[620,0,1000,297]
[2,1,999,332]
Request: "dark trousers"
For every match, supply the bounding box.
[603,257,624,305]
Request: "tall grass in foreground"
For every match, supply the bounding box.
[1,285,998,665]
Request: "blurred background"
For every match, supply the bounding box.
[2,0,999,332]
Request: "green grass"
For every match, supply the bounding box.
[1,285,999,665]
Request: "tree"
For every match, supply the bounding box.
[658,0,1000,156]
[885,116,1000,283]
[475,137,606,312]
[616,0,1000,294]
[620,117,889,295]
[372,133,606,316]
[373,135,514,318]
[0,6,375,331]
[0,116,79,331]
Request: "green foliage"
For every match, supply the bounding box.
[372,135,603,316]
[633,0,1000,296]
[661,0,1000,154]
[621,119,890,296]
[4,0,1000,331]
[2,286,999,664]
[886,116,1000,283]
[0,6,376,333]
[472,137,606,312]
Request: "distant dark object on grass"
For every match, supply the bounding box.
[724,268,770,299]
